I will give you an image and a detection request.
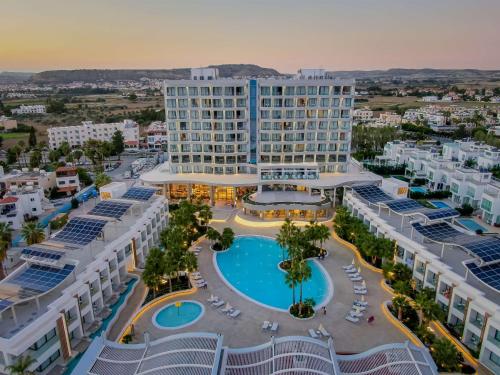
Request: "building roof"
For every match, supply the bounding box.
[57,186,78,193]
[0,197,18,204]
[74,333,438,375]
[56,166,77,173]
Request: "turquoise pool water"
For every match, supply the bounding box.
[153,301,204,329]
[457,218,487,233]
[430,201,451,209]
[410,186,428,194]
[215,236,331,311]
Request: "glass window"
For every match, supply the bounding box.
[188,87,198,96]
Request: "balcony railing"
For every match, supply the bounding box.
[243,194,331,207]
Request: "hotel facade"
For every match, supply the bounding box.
[142,68,380,221]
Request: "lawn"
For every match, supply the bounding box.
[0,132,29,139]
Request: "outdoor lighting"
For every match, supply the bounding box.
[175,301,182,315]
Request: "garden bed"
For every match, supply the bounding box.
[289,303,315,319]
[143,276,190,305]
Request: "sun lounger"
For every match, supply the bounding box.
[354,300,368,307]
[345,268,358,273]
[262,321,271,330]
[308,329,319,338]
[350,277,363,282]
[221,304,233,314]
[212,300,225,308]
[207,295,218,303]
[191,274,203,280]
[195,282,207,288]
[318,324,330,337]
[342,265,356,270]
[192,272,201,276]
[229,310,241,318]
[195,246,202,250]
[345,315,359,323]
[270,322,279,332]
[353,285,366,290]
[349,310,363,318]
[354,289,367,295]
[348,273,361,278]
[352,304,366,312]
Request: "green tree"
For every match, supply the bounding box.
[220,227,235,250]
[414,288,442,327]
[197,204,212,230]
[7,147,18,164]
[6,355,36,375]
[284,263,299,306]
[206,227,220,246]
[48,149,61,163]
[393,280,413,296]
[0,223,12,280]
[316,223,330,251]
[276,218,299,262]
[94,173,111,190]
[58,141,71,158]
[111,130,125,157]
[296,259,312,315]
[142,247,165,298]
[29,150,42,169]
[392,295,409,321]
[21,222,45,245]
[72,149,83,164]
[431,338,461,372]
[28,128,37,148]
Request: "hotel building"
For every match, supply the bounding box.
[343,183,500,373]
[142,68,379,220]
[0,183,167,374]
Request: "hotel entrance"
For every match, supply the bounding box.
[215,187,235,204]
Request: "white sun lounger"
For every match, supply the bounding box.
[262,321,271,330]
[212,300,225,308]
[270,322,279,332]
[349,310,363,318]
[353,285,366,290]
[354,289,367,295]
[221,304,233,314]
[342,265,356,270]
[308,329,319,338]
[195,246,202,250]
[207,295,218,303]
[348,273,361,278]
[345,268,358,273]
[354,300,368,307]
[191,274,203,280]
[350,277,363,282]
[318,324,330,337]
[229,310,241,318]
[192,272,201,276]
[345,315,359,323]
[352,304,366,312]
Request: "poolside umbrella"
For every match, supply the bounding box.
[361,280,366,289]
[175,301,182,315]
[351,258,355,265]
[361,295,365,303]
[357,267,361,274]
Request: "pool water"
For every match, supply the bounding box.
[215,236,331,311]
[410,186,427,194]
[430,201,451,209]
[154,301,204,329]
[457,218,487,233]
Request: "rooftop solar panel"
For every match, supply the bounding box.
[422,208,460,221]
[122,187,156,201]
[466,262,500,291]
[89,200,132,219]
[412,222,462,242]
[21,247,64,261]
[385,199,423,213]
[10,264,75,298]
[462,237,500,264]
[352,185,392,204]
[53,217,107,246]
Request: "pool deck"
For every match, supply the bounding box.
[126,217,407,353]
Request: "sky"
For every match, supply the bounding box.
[1,0,500,73]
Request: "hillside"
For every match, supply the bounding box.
[28,64,283,84]
[0,71,34,84]
[332,68,500,81]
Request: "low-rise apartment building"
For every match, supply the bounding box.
[353,107,373,122]
[146,121,168,150]
[0,184,167,374]
[11,105,46,115]
[55,167,80,195]
[344,184,500,373]
[48,120,139,150]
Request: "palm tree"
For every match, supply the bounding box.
[6,355,36,375]
[0,223,12,280]
[142,247,165,298]
[205,227,220,246]
[276,218,298,262]
[414,289,442,327]
[392,280,412,296]
[305,221,319,248]
[21,222,45,245]
[392,295,408,321]
[316,224,330,252]
[197,205,212,230]
[431,338,461,372]
[220,227,235,250]
[296,259,312,315]
[72,149,83,164]
[284,265,298,306]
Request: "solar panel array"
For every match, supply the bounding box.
[89,200,132,219]
[422,208,460,221]
[466,262,500,291]
[385,199,423,213]
[54,217,107,245]
[21,247,64,261]
[462,237,500,263]
[352,185,392,203]
[11,264,75,298]
[412,222,462,242]
[122,187,156,201]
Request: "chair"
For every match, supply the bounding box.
[353,285,366,290]
[354,300,368,307]
[345,315,359,323]
[345,268,358,274]
[308,329,319,338]
[350,277,363,282]
[262,321,271,330]
[192,275,203,280]
[352,304,366,312]
[354,289,367,295]
[342,265,356,270]
[207,295,218,303]
[348,273,360,278]
[318,324,330,337]
[349,310,363,318]
[221,303,233,314]
[212,300,225,308]
[270,322,279,332]
[229,310,241,318]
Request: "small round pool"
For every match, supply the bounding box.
[214,235,332,311]
[153,300,204,329]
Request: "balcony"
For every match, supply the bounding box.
[243,192,331,211]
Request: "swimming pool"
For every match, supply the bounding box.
[457,218,487,233]
[214,236,332,311]
[430,201,451,209]
[153,300,204,329]
[410,186,427,194]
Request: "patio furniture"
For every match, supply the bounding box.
[352,304,366,312]
[349,310,363,318]
[308,329,319,338]
[354,300,368,307]
[345,315,359,323]
[212,300,225,308]
[345,268,358,274]
[354,289,367,295]
[350,277,363,282]
[318,324,330,337]
[353,285,366,291]
[342,265,356,270]
[207,295,218,303]
[221,303,233,314]
[348,273,361,278]
[229,310,241,318]
[262,321,271,330]
[270,322,279,332]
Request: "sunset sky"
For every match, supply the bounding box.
[2,0,499,73]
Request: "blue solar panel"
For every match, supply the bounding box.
[462,237,500,264]
[122,187,156,201]
[422,208,460,221]
[21,247,64,261]
[385,199,423,213]
[412,222,462,242]
[89,200,132,219]
[11,264,75,298]
[0,299,13,312]
[352,185,392,203]
[466,262,500,291]
[54,217,107,245]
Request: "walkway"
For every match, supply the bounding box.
[126,217,407,353]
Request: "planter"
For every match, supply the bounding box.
[289,303,315,319]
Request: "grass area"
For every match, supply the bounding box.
[0,132,29,139]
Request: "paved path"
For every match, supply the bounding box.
[127,218,407,353]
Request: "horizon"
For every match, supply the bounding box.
[1,0,499,72]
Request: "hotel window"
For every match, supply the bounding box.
[213,87,222,96]
[177,87,187,96]
[262,98,271,107]
[224,99,233,108]
[284,98,294,107]
[236,98,246,107]
[319,86,330,95]
[333,98,340,107]
[224,87,235,96]
[166,87,176,96]
[296,86,306,95]
[307,86,318,95]
[308,98,317,107]
[200,87,210,96]
[188,87,198,96]
[272,86,283,96]
[260,86,271,96]
[178,99,188,108]
[344,98,352,107]
[235,86,244,95]
[285,86,295,95]
[166,99,176,108]
[202,122,212,131]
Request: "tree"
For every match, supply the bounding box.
[206,227,220,245]
[220,227,235,250]
[0,135,3,148]
[94,173,111,190]
[142,248,165,298]
[83,139,106,172]
[29,150,42,169]
[463,158,477,168]
[431,338,461,372]
[197,205,212,230]
[28,128,37,148]
[414,289,442,327]
[72,149,83,164]
[21,222,45,245]
[276,218,299,262]
[296,259,312,316]
[392,295,409,321]
[48,149,61,163]
[284,264,299,306]
[111,130,125,157]
[316,224,330,251]
[7,147,18,164]
[393,280,413,296]
[6,355,36,375]
[0,223,12,280]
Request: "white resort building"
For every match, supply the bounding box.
[11,105,46,115]
[141,67,380,221]
[0,183,167,374]
[343,183,500,373]
[47,120,140,150]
